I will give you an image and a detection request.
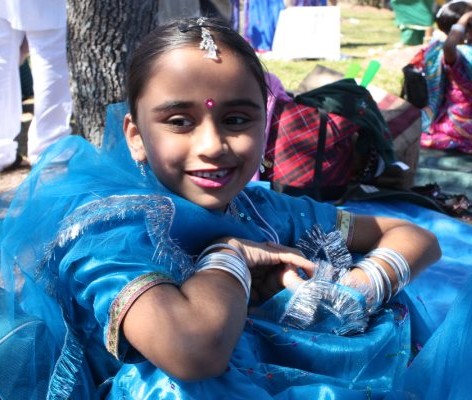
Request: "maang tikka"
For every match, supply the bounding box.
[197,17,219,60]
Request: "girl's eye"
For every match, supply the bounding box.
[224,115,250,126]
[166,117,193,128]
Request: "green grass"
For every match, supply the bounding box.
[262,3,403,95]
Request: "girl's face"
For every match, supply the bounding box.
[124,45,266,211]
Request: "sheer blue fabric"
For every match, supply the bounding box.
[0,102,471,399]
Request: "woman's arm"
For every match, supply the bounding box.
[443,11,472,65]
[121,241,315,381]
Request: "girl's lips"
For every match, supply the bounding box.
[187,168,234,188]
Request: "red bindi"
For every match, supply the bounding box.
[205,98,216,109]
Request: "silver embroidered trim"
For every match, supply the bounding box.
[280,275,369,335]
[279,225,370,335]
[296,225,352,280]
[47,326,84,400]
[39,194,195,293]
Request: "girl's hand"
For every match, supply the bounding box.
[220,238,316,302]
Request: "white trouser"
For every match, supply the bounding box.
[0,18,72,170]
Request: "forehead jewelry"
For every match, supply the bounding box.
[205,98,216,109]
[197,17,219,60]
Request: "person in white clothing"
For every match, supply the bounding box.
[0,0,72,171]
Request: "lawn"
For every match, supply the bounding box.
[262,2,406,95]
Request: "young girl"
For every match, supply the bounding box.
[0,17,443,399]
[417,0,472,153]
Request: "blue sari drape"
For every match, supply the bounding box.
[1,103,471,399]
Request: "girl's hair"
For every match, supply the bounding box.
[126,17,268,120]
[436,0,472,34]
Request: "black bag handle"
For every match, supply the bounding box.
[313,108,328,198]
[272,108,329,201]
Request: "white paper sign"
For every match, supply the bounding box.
[271,6,341,60]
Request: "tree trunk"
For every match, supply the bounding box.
[67,1,159,146]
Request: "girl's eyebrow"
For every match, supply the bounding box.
[151,98,263,113]
[151,101,193,113]
[223,99,263,110]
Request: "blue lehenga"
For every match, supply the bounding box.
[1,103,472,399]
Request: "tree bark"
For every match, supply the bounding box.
[67,1,159,146]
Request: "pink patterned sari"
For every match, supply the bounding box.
[417,40,472,154]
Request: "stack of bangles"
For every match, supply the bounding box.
[195,243,251,304]
[353,248,410,313]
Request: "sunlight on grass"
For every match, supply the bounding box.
[341,4,399,58]
[262,3,404,95]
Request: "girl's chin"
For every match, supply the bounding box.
[185,194,231,211]
[179,182,242,210]
[197,200,228,212]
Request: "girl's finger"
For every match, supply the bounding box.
[281,268,305,290]
[277,252,316,272]
[265,241,315,272]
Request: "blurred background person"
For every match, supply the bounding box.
[413,0,472,153]
[0,0,72,171]
[390,0,436,45]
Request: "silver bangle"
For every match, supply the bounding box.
[196,252,251,303]
[362,258,393,303]
[367,248,410,295]
[196,243,245,263]
[451,23,466,34]
[354,258,388,312]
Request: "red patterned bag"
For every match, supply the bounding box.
[261,99,360,200]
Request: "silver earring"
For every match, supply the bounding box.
[259,156,272,174]
[135,160,147,177]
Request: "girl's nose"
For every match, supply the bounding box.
[194,121,228,158]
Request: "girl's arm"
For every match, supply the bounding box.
[347,214,441,287]
[121,242,315,381]
[443,11,472,65]
[122,268,247,381]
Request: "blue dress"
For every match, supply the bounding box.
[1,103,472,399]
